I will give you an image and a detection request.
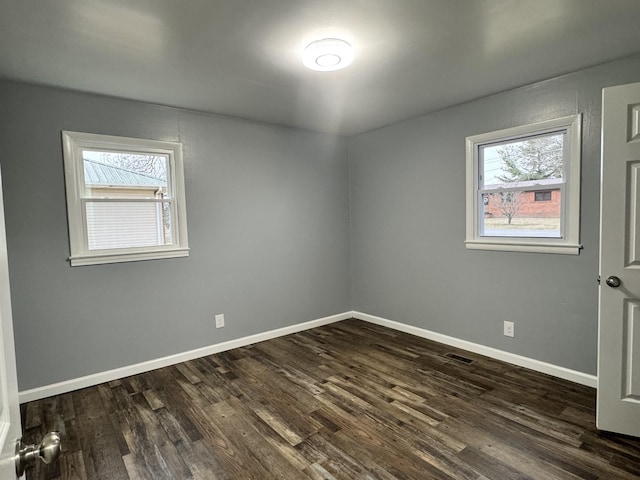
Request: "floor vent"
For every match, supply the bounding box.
[445,353,474,364]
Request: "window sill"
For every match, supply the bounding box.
[69,248,190,266]
[465,240,581,255]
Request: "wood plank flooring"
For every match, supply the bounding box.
[21,319,640,479]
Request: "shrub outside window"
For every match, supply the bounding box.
[465,115,582,255]
[62,131,189,266]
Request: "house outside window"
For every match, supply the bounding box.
[83,158,171,250]
[465,115,582,254]
[62,131,189,266]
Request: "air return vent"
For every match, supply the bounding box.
[444,353,474,364]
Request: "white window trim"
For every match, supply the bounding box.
[465,114,582,255]
[62,131,189,266]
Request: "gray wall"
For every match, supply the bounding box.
[4,54,640,391]
[348,55,640,375]
[0,81,351,391]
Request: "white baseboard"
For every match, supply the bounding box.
[20,309,597,403]
[352,311,598,388]
[18,311,352,403]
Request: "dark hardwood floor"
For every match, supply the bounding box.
[21,319,640,479]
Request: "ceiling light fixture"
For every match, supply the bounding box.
[302,38,354,72]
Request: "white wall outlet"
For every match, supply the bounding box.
[504,321,515,338]
[215,313,225,329]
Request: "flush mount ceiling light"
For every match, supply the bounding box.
[302,38,354,72]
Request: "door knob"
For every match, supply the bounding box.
[605,275,622,288]
[15,431,61,476]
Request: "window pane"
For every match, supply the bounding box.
[481,189,561,238]
[534,190,552,201]
[85,201,173,250]
[83,151,168,199]
[481,133,564,191]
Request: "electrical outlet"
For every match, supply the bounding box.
[215,314,225,329]
[503,321,515,338]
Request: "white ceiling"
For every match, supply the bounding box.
[1,0,640,135]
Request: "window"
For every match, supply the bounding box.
[62,131,189,266]
[534,190,552,202]
[465,115,581,254]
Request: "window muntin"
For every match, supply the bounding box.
[62,132,189,266]
[465,115,581,255]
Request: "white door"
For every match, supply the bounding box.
[0,167,22,478]
[598,82,640,436]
